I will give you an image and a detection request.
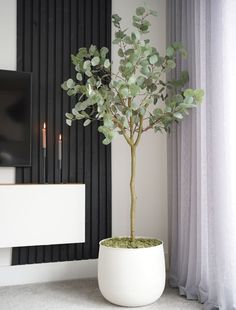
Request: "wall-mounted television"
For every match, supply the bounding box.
[0,69,31,167]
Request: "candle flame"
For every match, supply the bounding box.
[59,134,62,141]
[43,122,46,129]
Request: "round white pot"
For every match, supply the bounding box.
[98,238,166,307]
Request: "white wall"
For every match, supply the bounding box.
[0,0,16,267]
[111,0,168,251]
[0,0,167,284]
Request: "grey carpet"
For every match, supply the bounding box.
[0,278,202,310]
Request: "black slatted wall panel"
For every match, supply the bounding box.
[12,0,111,265]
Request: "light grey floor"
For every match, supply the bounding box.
[0,279,202,310]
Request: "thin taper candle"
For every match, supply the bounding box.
[58,134,62,160]
[58,134,62,170]
[42,122,46,149]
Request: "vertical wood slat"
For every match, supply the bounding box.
[105,0,112,240]
[75,0,85,260]
[82,0,92,261]
[12,0,111,265]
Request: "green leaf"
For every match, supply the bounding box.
[118,48,124,57]
[139,107,146,116]
[125,48,134,56]
[140,59,149,66]
[184,88,194,97]
[76,72,82,81]
[115,30,125,39]
[72,108,79,116]
[173,112,183,119]
[140,22,149,32]
[103,114,114,128]
[65,112,74,120]
[78,47,88,57]
[102,138,112,145]
[104,59,111,68]
[100,47,109,58]
[131,101,139,110]
[61,81,68,90]
[112,38,121,44]
[153,108,163,116]
[120,86,129,97]
[123,36,133,44]
[194,89,204,102]
[166,59,176,69]
[85,69,92,77]
[77,100,88,111]
[149,54,158,65]
[141,66,150,76]
[91,56,100,66]
[128,75,136,84]
[83,60,91,70]
[89,45,97,55]
[66,78,74,89]
[66,119,72,126]
[169,71,189,88]
[67,89,75,96]
[184,96,194,105]
[166,46,175,57]
[129,84,140,96]
[75,114,85,120]
[137,76,145,86]
[150,9,158,17]
[83,119,92,127]
[112,14,122,26]
[133,30,141,40]
[136,7,145,16]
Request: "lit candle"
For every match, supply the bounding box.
[42,122,46,149]
[58,134,62,170]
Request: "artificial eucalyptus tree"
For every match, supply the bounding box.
[62,7,203,244]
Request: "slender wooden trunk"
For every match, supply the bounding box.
[130,145,137,242]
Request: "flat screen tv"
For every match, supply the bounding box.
[0,69,31,167]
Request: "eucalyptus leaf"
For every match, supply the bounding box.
[83,119,91,127]
[104,59,111,68]
[100,47,109,58]
[141,66,150,76]
[91,56,100,66]
[66,78,74,89]
[83,60,91,70]
[149,54,158,64]
[76,72,83,81]
[173,112,183,119]
[66,119,72,126]
[136,7,145,16]
[166,46,175,57]
[118,48,124,57]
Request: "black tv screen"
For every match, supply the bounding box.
[0,69,31,167]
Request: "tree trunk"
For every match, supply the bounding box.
[130,145,137,242]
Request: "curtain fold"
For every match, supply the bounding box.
[167,1,236,309]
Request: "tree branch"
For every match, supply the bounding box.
[134,115,143,146]
[112,117,132,145]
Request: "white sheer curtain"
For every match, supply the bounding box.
[167,1,236,309]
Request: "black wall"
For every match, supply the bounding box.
[12,0,111,265]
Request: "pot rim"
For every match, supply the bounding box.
[99,236,164,250]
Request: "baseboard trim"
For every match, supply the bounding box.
[0,259,97,287]
[0,252,169,287]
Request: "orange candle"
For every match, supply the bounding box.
[42,122,46,149]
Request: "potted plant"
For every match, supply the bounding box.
[62,6,203,307]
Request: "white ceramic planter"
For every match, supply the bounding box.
[98,238,166,307]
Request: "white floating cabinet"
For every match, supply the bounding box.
[0,184,85,248]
